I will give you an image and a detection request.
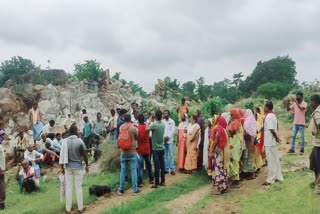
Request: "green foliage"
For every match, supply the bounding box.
[164,76,180,91]
[11,85,26,96]
[211,78,242,104]
[0,56,37,86]
[244,101,254,110]
[170,107,179,125]
[232,72,244,88]
[32,71,56,85]
[128,81,147,98]
[181,81,196,100]
[257,82,291,99]
[200,97,224,119]
[240,55,297,96]
[112,72,121,80]
[74,60,104,81]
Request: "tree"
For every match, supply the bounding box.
[240,56,297,96]
[232,72,244,89]
[128,81,147,98]
[74,60,104,81]
[0,56,37,86]
[112,72,121,80]
[257,82,291,99]
[196,77,207,101]
[211,79,242,104]
[164,76,180,91]
[181,81,196,99]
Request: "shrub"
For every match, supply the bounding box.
[98,143,120,172]
[74,60,104,81]
[200,97,223,119]
[257,82,291,99]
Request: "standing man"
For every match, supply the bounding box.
[108,109,118,143]
[60,125,89,214]
[176,98,189,122]
[92,112,105,137]
[287,92,308,155]
[117,114,140,196]
[29,102,43,144]
[83,115,92,149]
[163,110,176,175]
[0,130,6,209]
[63,114,73,131]
[116,109,127,138]
[308,94,320,194]
[147,110,166,188]
[263,101,284,185]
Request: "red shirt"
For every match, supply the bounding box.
[136,124,150,155]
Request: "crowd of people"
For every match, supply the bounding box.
[0,92,320,212]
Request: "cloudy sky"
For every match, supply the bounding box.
[0,0,319,91]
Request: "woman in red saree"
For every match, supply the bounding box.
[177,114,188,171]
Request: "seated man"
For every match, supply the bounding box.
[43,120,55,135]
[51,133,62,152]
[24,143,43,177]
[16,160,40,193]
[14,132,29,162]
[43,142,59,166]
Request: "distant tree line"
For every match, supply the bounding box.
[0,55,298,102]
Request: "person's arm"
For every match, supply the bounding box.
[296,102,306,111]
[176,104,180,113]
[146,122,154,131]
[186,105,189,113]
[80,141,89,173]
[270,129,281,143]
[35,150,44,160]
[24,151,36,162]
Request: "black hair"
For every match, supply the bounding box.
[164,109,171,116]
[265,100,274,110]
[181,98,186,102]
[310,94,320,105]
[32,102,38,106]
[296,91,304,97]
[155,110,163,121]
[49,120,55,125]
[82,109,87,114]
[192,115,198,123]
[69,124,78,135]
[97,112,101,116]
[47,133,55,140]
[62,132,67,137]
[138,113,145,124]
[119,109,127,116]
[55,133,62,137]
[111,109,116,114]
[124,113,131,122]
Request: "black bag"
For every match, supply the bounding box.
[89,185,112,197]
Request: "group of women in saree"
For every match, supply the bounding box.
[177,107,266,195]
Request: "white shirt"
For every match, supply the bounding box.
[162,118,176,144]
[264,113,278,147]
[19,167,40,186]
[24,150,44,162]
[0,144,5,170]
[43,123,55,135]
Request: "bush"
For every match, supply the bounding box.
[98,143,120,172]
[257,82,291,99]
[74,60,104,81]
[245,101,254,110]
[200,97,224,119]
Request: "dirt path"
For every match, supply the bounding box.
[84,172,187,214]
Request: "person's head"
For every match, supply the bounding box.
[310,94,320,110]
[62,132,67,139]
[163,110,170,120]
[119,109,127,117]
[18,131,24,138]
[191,115,198,124]
[41,134,46,141]
[47,133,55,140]
[255,106,261,114]
[116,108,121,115]
[68,114,71,118]
[69,124,78,136]
[27,143,34,152]
[97,112,102,120]
[264,101,274,113]
[124,113,131,123]
[131,102,137,109]
[22,160,29,170]
[181,98,186,104]
[195,110,201,117]
[56,133,62,141]
[296,92,304,103]
[138,113,145,124]
[45,142,51,149]
[111,109,116,116]
[32,102,38,110]
[82,109,87,114]
[49,120,55,127]
[155,110,163,121]
[83,115,89,122]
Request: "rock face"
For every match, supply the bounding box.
[0,75,175,135]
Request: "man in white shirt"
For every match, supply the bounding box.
[43,120,55,135]
[162,110,176,175]
[24,143,44,163]
[263,101,284,185]
[0,130,6,209]
[63,114,74,131]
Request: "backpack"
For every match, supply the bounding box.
[89,185,112,197]
[118,124,132,150]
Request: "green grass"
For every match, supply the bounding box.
[185,194,212,214]
[105,173,209,214]
[239,171,319,214]
[3,171,119,214]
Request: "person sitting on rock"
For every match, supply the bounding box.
[16,160,40,193]
[43,120,55,135]
[51,133,63,152]
[14,132,29,162]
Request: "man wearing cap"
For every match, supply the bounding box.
[0,130,6,209]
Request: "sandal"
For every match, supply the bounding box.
[262,181,271,186]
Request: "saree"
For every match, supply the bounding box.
[184,123,200,171]
[208,115,219,176]
[177,121,188,170]
[203,119,213,170]
[254,112,264,170]
[212,117,230,193]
